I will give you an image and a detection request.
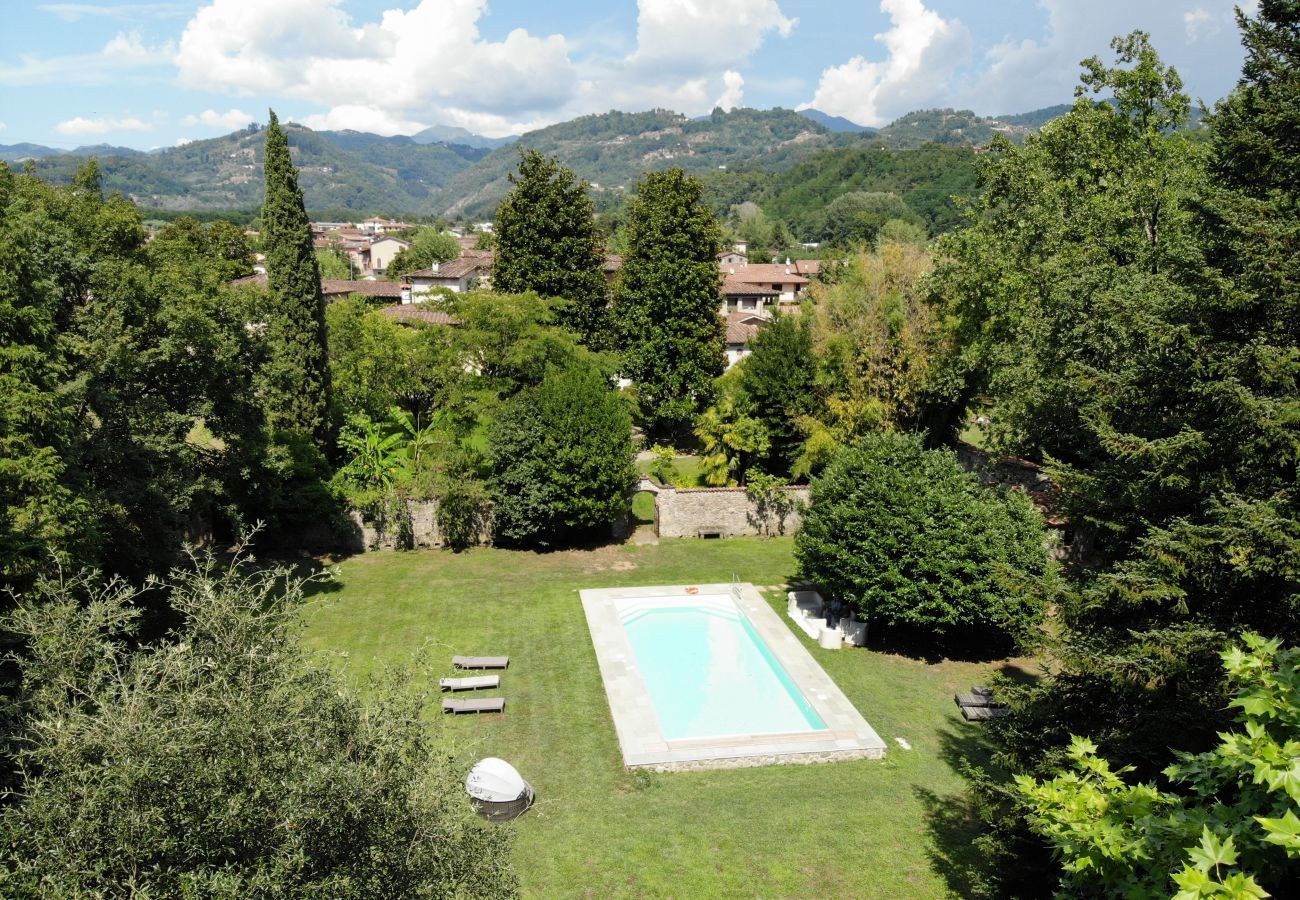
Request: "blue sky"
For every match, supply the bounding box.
[0,0,1252,149]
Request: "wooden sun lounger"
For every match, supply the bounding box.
[955,692,997,708]
[453,655,509,670]
[961,704,1010,721]
[440,675,500,692]
[442,697,505,714]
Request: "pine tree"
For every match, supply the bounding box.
[261,110,331,446]
[492,150,609,345]
[611,168,724,439]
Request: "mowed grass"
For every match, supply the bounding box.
[301,538,1009,898]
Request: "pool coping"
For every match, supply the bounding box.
[580,583,887,771]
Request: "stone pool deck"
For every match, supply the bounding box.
[580,583,887,771]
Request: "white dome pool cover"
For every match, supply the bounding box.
[465,757,535,821]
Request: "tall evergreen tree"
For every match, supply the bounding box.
[611,168,724,439]
[492,150,609,345]
[736,314,816,479]
[261,110,331,446]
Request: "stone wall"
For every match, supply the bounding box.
[651,483,810,539]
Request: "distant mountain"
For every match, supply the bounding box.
[797,109,873,133]
[433,107,843,218]
[26,123,485,214]
[411,124,515,150]
[1,142,63,161]
[996,103,1073,128]
[9,102,1091,216]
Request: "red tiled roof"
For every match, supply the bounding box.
[720,263,810,286]
[721,275,779,296]
[230,272,267,289]
[793,259,822,276]
[378,303,458,326]
[724,311,769,344]
[321,280,402,298]
[405,254,492,280]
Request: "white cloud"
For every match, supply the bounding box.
[181,108,254,130]
[0,30,171,86]
[801,0,971,127]
[1184,8,1220,42]
[175,0,578,136]
[715,71,745,111]
[959,1,1247,115]
[629,0,796,74]
[55,115,154,136]
[171,0,796,136]
[0,122,6,131]
[175,136,193,146]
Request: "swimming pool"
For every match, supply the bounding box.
[581,584,887,770]
[619,596,826,739]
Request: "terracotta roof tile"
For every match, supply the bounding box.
[321,280,402,297]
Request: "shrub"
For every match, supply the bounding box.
[488,361,634,548]
[795,432,1048,649]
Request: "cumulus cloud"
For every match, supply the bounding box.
[181,108,254,130]
[174,0,577,136]
[1183,8,1220,42]
[715,71,745,111]
[55,115,154,136]
[629,0,795,74]
[801,0,971,127]
[960,1,1247,115]
[0,29,171,86]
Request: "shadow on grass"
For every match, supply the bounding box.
[862,622,1023,664]
[915,720,1002,898]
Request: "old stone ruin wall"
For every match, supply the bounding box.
[649,482,811,539]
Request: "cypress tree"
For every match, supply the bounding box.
[261,110,331,445]
[611,168,724,439]
[492,150,609,346]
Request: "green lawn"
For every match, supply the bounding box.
[302,538,1012,898]
[637,454,709,487]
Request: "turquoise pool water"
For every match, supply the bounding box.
[619,596,827,740]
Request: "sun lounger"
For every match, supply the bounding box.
[442,697,505,714]
[453,655,509,669]
[440,675,500,692]
[955,685,997,707]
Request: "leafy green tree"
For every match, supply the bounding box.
[816,191,919,246]
[797,241,950,476]
[261,110,332,446]
[325,299,460,423]
[386,228,460,278]
[492,150,609,345]
[1017,634,1300,897]
[795,432,1049,650]
[612,169,725,439]
[0,547,517,897]
[488,361,634,548]
[735,314,816,479]
[315,246,353,280]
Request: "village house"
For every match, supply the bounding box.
[401,250,494,300]
[367,234,410,275]
[725,312,768,368]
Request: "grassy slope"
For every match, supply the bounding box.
[302,539,1012,898]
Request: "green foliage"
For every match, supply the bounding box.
[817,191,920,246]
[646,444,677,484]
[612,168,725,439]
[1017,634,1300,897]
[798,242,952,475]
[0,548,517,897]
[488,361,634,548]
[386,227,460,277]
[315,245,353,279]
[795,432,1049,647]
[260,110,332,447]
[326,298,460,422]
[492,150,609,345]
[694,368,769,487]
[734,314,817,479]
